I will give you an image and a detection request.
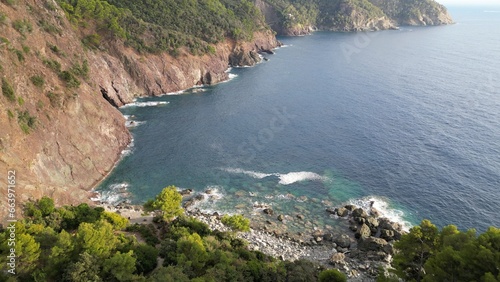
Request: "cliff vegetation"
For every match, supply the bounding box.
[257,0,453,35]
[0,189,498,281]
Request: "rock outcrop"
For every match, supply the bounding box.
[368,0,454,26]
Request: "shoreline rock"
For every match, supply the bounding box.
[102,200,407,280]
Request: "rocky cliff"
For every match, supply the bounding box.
[257,0,452,35]
[367,0,453,26]
[0,0,278,223]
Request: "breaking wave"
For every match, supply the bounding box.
[221,167,329,185]
[349,196,412,231]
[91,182,131,205]
[121,101,169,108]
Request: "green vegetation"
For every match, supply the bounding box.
[7,109,14,119]
[17,96,24,106]
[43,58,62,73]
[48,44,61,54]
[12,19,33,36]
[1,77,16,102]
[56,0,266,55]
[38,19,62,35]
[319,269,347,282]
[42,57,82,88]
[70,59,89,78]
[3,0,17,6]
[1,188,496,281]
[388,219,500,281]
[17,110,37,134]
[13,49,25,62]
[59,70,80,88]
[0,12,7,25]
[0,191,335,281]
[144,185,184,221]
[46,91,62,107]
[221,214,251,232]
[30,75,45,87]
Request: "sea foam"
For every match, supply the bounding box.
[91,182,130,205]
[121,101,169,108]
[349,196,412,231]
[222,168,328,185]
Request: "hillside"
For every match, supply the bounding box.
[256,0,453,35]
[0,0,278,223]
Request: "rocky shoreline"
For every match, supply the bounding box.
[102,189,405,281]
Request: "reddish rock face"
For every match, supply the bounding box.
[0,1,278,223]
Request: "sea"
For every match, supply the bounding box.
[96,7,500,233]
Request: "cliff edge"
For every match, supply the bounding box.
[0,0,278,223]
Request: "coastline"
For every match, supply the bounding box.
[100,200,402,280]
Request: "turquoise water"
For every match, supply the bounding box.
[98,8,500,232]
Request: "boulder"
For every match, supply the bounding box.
[326,208,336,214]
[179,189,193,196]
[263,208,274,215]
[334,234,351,249]
[323,233,333,241]
[337,207,349,217]
[355,224,371,239]
[277,214,285,221]
[330,252,346,265]
[380,229,395,241]
[358,237,388,252]
[366,216,379,228]
[344,204,356,211]
[352,208,368,218]
[296,214,305,220]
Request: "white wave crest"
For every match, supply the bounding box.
[121,101,169,108]
[221,168,328,185]
[349,196,412,231]
[165,90,185,95]
[91,183,130,205]
[121,137,134,156]
[277,171,327,185]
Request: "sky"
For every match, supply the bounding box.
[439,0,500,6]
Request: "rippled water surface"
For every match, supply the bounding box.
[98,8,500,232]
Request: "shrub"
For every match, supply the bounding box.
[14,49,25,62]
[2,77,15,102]
[59,71,80,88]
[133,244,159,275]
[82,33,101,49]
[319,269,347,282]
[30,75,45,87]
[17,96,24,106]
[146,186,183,221]
[70,60,89,78]
[43,58,61,73]
[125,223,160,246]
[101,211,129,230]
[46,91,62,107]
[12,19,33,35]
[0,12,7,25]
[22,45,30,53]
[7,109,14,119]
[17,110,37,134]
[221,214,250,232]
[48,44,60,54]
[38,20,62,35]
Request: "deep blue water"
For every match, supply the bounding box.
[98,7,500,232]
